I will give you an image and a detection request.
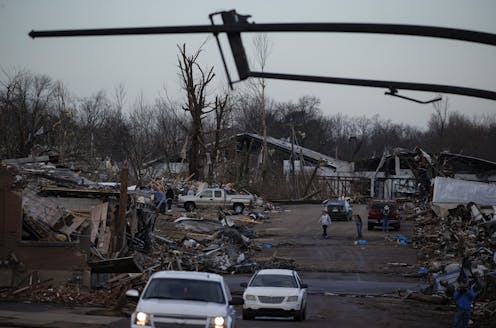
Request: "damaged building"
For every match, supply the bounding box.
[0,156,264,305]
[354,147,496,200]
[235,134,496,202]
[0,160,148,289]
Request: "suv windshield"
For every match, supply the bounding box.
[371,202,396,210]
[143,278,226,304]
[250,274,298,288]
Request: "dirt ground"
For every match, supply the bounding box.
[235,203,454,327]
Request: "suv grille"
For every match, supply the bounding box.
[153,315,207,328]
[259,296,285,303]
[155,324,204,328]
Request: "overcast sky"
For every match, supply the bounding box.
[1,0,495,128]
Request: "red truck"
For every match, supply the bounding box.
[367,200,401,231]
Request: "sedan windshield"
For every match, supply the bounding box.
[250,274,298,288]
[142,278,225,304]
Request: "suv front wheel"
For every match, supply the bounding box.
[242,309,254,320]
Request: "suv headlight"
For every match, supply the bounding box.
[135,311,151,326]
[209,316,226,328]
[244,294,257,301]
[287,295,299,302]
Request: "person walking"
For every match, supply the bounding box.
[354,214,363,239]
[318,209,331,238]
[153,187,166,214]
[453,277,476,328]
[382,205,391,232]
[165,185,174,212]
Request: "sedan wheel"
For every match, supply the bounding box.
[294,306,306,321]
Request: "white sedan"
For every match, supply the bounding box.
[240,269,308,321]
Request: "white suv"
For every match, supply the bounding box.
[241,269,308,321]
[126,270,242,328]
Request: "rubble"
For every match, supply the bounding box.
[411,200,496,326]
[0,158,271,309]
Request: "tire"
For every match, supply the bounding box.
[294,307,306,321]
[233,203,244,214]
[184,202,195,212]
[368,224,373,231]
[242,310,254,320]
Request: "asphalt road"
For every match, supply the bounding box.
[230,203,453,327]
[0,203,454,327]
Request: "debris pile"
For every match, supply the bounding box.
[412,202,496,325]
[0,159,270,309]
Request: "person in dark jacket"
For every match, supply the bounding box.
[354,214,363,239]
[381,205,391,232]
[453,277,476,328]
[154,188,166,213]
[165,185,174,212]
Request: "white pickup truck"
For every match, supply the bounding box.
[178,188,254,214]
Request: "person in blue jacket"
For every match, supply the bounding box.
[453,277,476,328]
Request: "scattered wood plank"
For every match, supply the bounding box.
[59,215,88,236]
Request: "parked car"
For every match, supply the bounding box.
[324,198,353,221]
[178,188,254,214]
[126,270,242,328]
[367,200,401,231]
[240,269,308,321]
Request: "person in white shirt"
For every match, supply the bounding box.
[318,209,332,237]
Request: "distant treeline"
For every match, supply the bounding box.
[1,69,495,182]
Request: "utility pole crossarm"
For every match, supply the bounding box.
[29,22,496,46]
[28,10,496,102]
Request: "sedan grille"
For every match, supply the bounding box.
[259,296,285,303]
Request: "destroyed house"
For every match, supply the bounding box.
[234,133,374,200]
[354,148,496,199]
[0,161,150,289]
[235,132,339,175]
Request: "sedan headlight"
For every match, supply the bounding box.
[287,295,299,302]
[135,311,151,326]
[244,294,257,301]
[209,316,226,328]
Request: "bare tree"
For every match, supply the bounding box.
[0,69,54,158]
[126,93,157,186]
[154,90,188,176]
[430,96,449,152]
[207,94,230,182]
[177,43,216,180]
[251,34,272,182]
[77,90,111,165]
[49,81,78,162]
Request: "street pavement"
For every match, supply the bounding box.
[0,302,127,328]
[0,272,428,328]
